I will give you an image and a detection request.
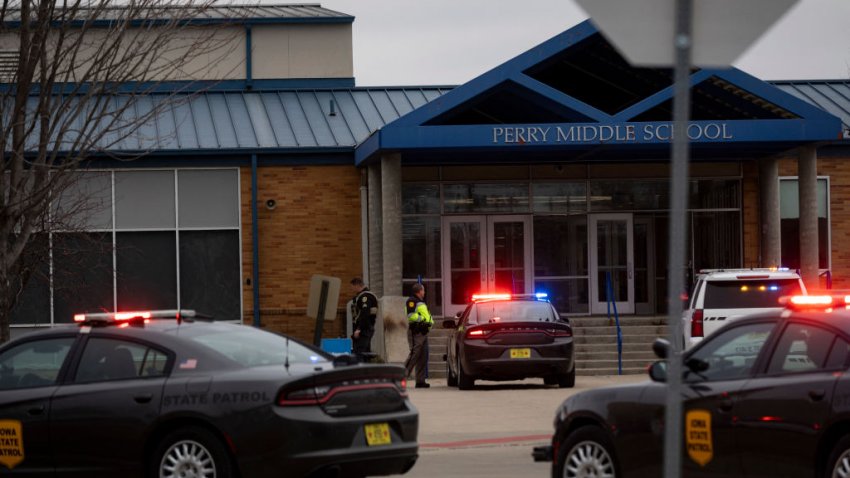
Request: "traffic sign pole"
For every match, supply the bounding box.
[664,0,694,476]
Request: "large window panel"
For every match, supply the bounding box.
[178,170,239,228]
[692,211,741,272]
[443,183,529,214]
[10,235,51,325]
[402,217,441,279]
[534,279,589,314]
[116,232,177,310]
[590,181,669,211]
[689,180,740,209]
[52,172,112,230]
[534,216,587,277]
[114,171,175,229]
[53,233,114,323]
[780,178,829,270]
[402,184,440,215]
[179,231,240,321]
[532,182,587,214]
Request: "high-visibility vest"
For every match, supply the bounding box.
[406,296,433,329]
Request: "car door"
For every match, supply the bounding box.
[734,320,845,478]
[447,304,472,376]
[0,335,77,475]
[49,335,171,477]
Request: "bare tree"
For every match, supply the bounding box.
[0,0,241,341]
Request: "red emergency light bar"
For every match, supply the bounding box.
[471,293,512,301]
[73,309,199,325]
[784,295,850,310]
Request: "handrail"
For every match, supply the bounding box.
[605,271,623,376]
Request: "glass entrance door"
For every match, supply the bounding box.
[443,215,532,317]
[589,214,635,314]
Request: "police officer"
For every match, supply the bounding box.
[349,278,378,362]
[404,283,433,388]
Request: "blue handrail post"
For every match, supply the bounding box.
[605,272,623,376]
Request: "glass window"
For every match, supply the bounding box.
[185,324,329,368]
[767,323,836,374]
[179,231,241,321]
[402,281,442,317]
[75,338,168,382]
[178,170,239,228]
[686,322,774,382]
[443,183,529,213]
[10,234,51,325]
[52,171,112,230]
[116,232,177,310]
[114,170,175,229]
[52,233,114,323]
[532,182,586,214]
[702,279,802,309]
[402,184,440,214]
[689,180,740,209]
[780,178,829,269]
[470,301,558,324]
[692,212,741,272]
[0,337,75,390]
[402,217,441,279]
[589,181,669,211]
[534,216,587,277]
[826,337,850,370]
[535,279,589,315]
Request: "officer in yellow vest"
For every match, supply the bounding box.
[404,283,433,388]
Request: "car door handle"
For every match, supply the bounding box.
[27,405,45,416]
[809,389,826,401]
[134,393,153,404]
[718,399,733,412]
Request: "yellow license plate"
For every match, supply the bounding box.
[365,423,391,446]
[510,348,531,359]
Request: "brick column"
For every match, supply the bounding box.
[368,163,383,296]
[381,153,403,297]
[798,145,819,288]
[759,158,781,267]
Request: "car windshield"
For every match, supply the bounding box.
[183,325,331,367]
[470,301,557,325]
[703,279,802,309]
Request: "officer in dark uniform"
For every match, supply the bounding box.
[404,283,433,388]
[349,277,378,362]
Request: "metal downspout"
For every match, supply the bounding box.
[251,154,261,327]
[360,169,369,284]
[245,25,253,89]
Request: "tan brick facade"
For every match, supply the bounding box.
[240,165,363,342]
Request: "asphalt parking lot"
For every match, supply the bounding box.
[401,375,648,477]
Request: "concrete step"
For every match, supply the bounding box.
[569,316,668,327]
[575,351,658,361]
[574,342,658,353]
[572,334,664,345]
[576,359,654,370]
[572,325,668,336]
[580,367,649,376]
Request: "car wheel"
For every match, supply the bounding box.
[150,426,233,478]
[544,376,558,386]
[558,369,576,388]
[457,356,474,390]
[825,434,850,478]
[447,349,458,387]
[556,426,618,478]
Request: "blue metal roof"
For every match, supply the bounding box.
[771,81,850,139]
[30,88,451,155]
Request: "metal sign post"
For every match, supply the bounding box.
[307,275,342,347]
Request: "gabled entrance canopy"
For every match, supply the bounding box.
[355,20,843,166]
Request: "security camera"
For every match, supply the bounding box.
[265,199,277,210]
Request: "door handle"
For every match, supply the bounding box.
[27,405,45,416]
[134,393,153,404]
[718,398,733,412]
[809,389,826,401]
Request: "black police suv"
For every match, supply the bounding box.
[0,310,418,477]
[534,294,850,478]
[443,294,575,390]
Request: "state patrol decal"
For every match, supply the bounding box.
[685,410,713,467]
[408,301,415,308]
[0,420,24,469]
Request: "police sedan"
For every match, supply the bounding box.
[0,310,418,477]
[534,294,850,478]
[443,293,575,390]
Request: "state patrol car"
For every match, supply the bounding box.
[0,310,418,477]
[534,294,850,478]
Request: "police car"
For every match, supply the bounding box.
[0,310,418,477]
[534,293,850,478]
[683,268,806,348]
[443,293,574,390]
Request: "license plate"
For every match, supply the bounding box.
[365,423,391,446]
[510,348,531,359]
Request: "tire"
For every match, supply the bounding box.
[447,349,458,387]
[457,356,475,390]
[558,369,576,388]
[150,426,233,478]
[825,434,850,478]
[555,426,618,478]
[544,376,558,386]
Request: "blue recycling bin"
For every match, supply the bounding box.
[321,338,352,355]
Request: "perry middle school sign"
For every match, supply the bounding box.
[492,122,734,145]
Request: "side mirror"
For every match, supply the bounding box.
[648,361,667,382]
[442,319,457,329]
[652,338,670,359]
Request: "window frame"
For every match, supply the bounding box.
[69,335,175,384]
[0,335,79,390]
[778,175,831,273]
[761,320,849,377]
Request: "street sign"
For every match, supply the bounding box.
[575,0,799,67]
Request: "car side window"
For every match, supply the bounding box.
[767,323,836,374]
[690,280,704,308]
[74,338,168,383]
[686,322,774,382]
[0,337,75,390]
[825,337,850,370]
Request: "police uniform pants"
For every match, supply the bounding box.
[352,330,373,361]
[404,328,428,384]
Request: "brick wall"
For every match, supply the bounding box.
[240,165,363,341]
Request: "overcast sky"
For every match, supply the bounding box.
[316,0,850,87]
